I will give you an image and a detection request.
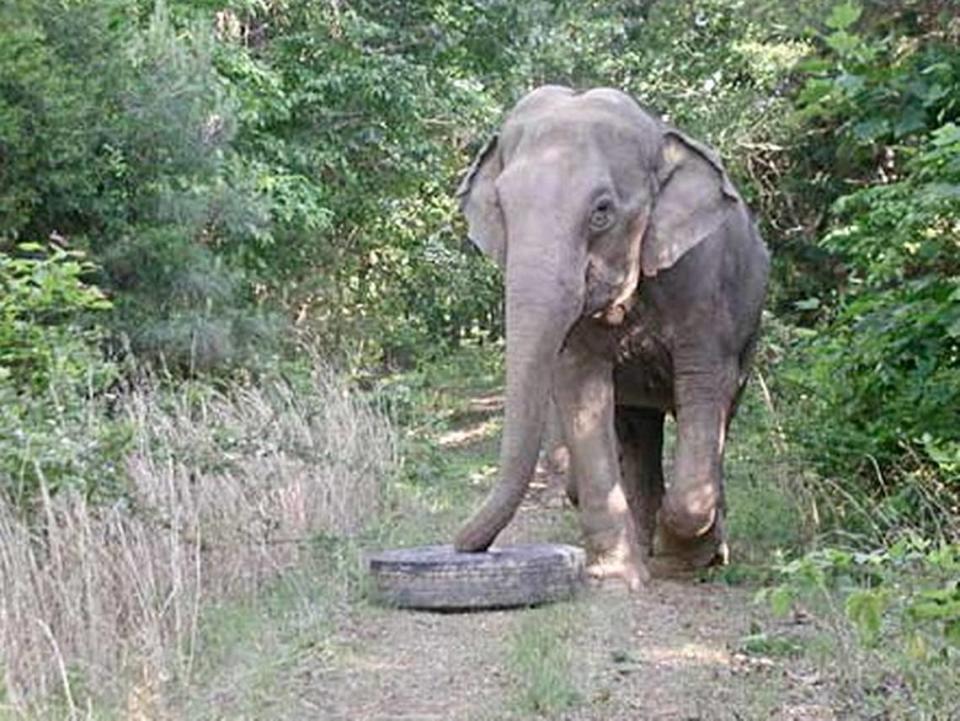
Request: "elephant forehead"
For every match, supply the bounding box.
[503,111,642,161]
[499,120,657,203]
[494,151,602,218]
[510,85,653,125]
[503,98,659,168]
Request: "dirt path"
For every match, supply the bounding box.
[319,524,834,719]
[315,391,839,721]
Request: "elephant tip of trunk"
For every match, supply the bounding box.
[453,524,495,553]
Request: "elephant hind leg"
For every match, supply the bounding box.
[541,397,575,505]
[615,407,665,558]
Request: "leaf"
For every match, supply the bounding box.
[796,57,834,74]
[853,117,890,142]
[826,1,862,31]
[907,586,960,622]
[893,107,928,138]
[770,586,794,616]
[921,83,949,108]
[932,122,960,147]
[794,297,821,311]
[826,30,861,57]
[846,589,888,644]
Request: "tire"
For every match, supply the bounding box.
[365,543,586,610]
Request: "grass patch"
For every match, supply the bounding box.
[0,360,396,717]
[737,630,805,658]
[507,604,581,716]
[170,565,341,720]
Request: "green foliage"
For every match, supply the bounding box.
[767,539,960,654]
[765,0,960,310]
[0,383,133,506]
[1,0,278,369]
[797,5,958,146]
[0,243,112,392]
[0,241,130,506]
[759,538,960,714]
[774,2,960,531]
[209,1,506,365]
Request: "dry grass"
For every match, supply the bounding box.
[0,362,396,717]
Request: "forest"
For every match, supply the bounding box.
[1,1,958,718]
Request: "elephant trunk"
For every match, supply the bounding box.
[454,241,583,552]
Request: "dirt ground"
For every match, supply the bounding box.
[315,501,838,720]
[310,392,842,721]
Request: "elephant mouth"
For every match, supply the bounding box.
[584,275,629,326]
[585,257,640,328]
[592,302,628,326]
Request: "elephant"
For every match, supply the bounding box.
[453,86,770,590]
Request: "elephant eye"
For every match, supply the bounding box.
[589,198,616,232]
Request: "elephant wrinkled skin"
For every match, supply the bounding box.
[454,86,770,589]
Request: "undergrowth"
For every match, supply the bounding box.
[758,539,960,719]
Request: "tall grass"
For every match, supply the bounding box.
[0,362,396,716]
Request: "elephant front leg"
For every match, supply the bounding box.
[657,364,737,571]
[554,346,649,590]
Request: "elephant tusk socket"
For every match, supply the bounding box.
[606,304,626,325]
[593,304,626,326]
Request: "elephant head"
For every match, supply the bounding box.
[454,86,739,553]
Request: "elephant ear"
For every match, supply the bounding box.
[642,130,739,277]
[456,134,506,268]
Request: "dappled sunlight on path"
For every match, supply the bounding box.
[319,607,514,720]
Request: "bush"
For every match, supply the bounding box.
[779,7,959,533]
[1,0,275,370]
[760,538,960,717]
[0,242,129,506]
[0,242,113,393]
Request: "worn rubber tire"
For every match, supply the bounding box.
[365,543,586,610]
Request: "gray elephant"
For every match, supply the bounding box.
[453,86,769,589]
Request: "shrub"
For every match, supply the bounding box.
[0,242,113,393]
[779,3,959,534]
[0,242,128,505]
[760,538,960,717]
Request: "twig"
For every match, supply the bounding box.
[755,369,787,455]
[185,522,202,684]
[736,140,787,152]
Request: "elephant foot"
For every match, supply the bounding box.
[586,557,649,591]
[650,521,728,579]
[585,541,650,591]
